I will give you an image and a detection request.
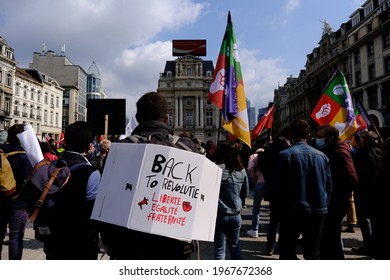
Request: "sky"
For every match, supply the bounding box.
[0,0,364,119]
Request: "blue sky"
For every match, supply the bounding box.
[0,0,364,118]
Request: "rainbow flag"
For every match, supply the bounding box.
[208,12,251,148]
[311,69,358,144]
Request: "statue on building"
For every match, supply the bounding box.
[321,19,333,35]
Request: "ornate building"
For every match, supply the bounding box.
[275,0,390,138]
[157,54,219,143]
[0,36,15,131]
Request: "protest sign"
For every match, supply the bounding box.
[91,143,222,241]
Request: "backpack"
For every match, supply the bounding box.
[0,149,26,196]
[21,159,71,242]
[122,133,202,154]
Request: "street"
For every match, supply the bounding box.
[1,196,371,260]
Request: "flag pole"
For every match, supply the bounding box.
[356,98,383,143]
[216,109,222,150]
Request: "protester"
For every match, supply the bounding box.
[275,120,332,260]
[205,140,216,162]
[246,147,267,238]
[40,141,59,162]
[316,125,358,259]
[0,124,33,260]
[0,130,7,145]
[352,131,381,255]
[371,137,390,259]
[213,141,248,260]
[261,128,291,255]
[42,121,101,260]
[103,92,200,260]
[89,139,111,174]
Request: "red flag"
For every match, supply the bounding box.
[251,105,274,140]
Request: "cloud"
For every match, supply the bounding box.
[284,0,302,13]
[239,48,289,110]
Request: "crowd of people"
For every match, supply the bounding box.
[1,91,390,260]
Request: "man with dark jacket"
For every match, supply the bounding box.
[43,121,101,260]
[275,120,332,260]
[316,125,358,259]
[0,124,33,260]
[103,92,199,260]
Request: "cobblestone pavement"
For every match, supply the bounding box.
[1,196,371,260]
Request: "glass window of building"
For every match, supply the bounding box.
[206,111,213,126]
[367,42,374,57]
[352,14,360,27]
[383,31,390,49]
[56,96,59,107]
[23,87,27,98]
[186,68,192,76]
[185,110,193,127]
[45,92,48,104]
[44,110,47,123]
[385,56,390,74]
[364,2,373,16]
[6,74,11,86]
[355,70,361,85]
[369,64,376,80]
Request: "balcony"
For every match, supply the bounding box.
[22,112,28,117]
[14,110,20,116]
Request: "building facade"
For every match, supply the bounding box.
[13,68,63,140]
[0,37,15,131]
[157,54,219,143]
[29,50,87,128]
[277,0,390,138]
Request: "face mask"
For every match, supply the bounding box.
[316,138,327,149]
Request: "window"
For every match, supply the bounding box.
[352,14,360,27]
[44,110,47,123]
[167,111,173,127]
[383,32,390,49]
[355,71,362,85]
[0,70,2,83]
[187,81,192,87]
[31,89,35,101]
[56,113,59,126]
[206,71,212,77]
[167,71,172,77]
[364,2,373,16]
[206,111,213,126]
[186,97,192,105]
[369,64,376,80]
[15,84,20,96]
[367,42,374,57]
[50,111,53,126]
[37,91,41,102]
[186,68,192,76]
[45,92,48,104]
[368,91,377,109]
[6,74,11,86]
[56,96,59,107]
[185,110,193,126]
[385,56,390,74]
[23,87,27,98]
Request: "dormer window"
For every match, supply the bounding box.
[206,70,212,77]
[167,71,172,77]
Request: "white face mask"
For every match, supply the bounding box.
[315,138,327,149]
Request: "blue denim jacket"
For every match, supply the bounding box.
[276,141,332,215]
[217,164,249,214]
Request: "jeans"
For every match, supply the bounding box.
[214,213,242,260]
[250,182,267,231]
[8,209,28,260]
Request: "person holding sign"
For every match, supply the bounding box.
[102,92,201,260]
[213,141,249,260]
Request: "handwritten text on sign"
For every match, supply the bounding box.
[138,153,201,227]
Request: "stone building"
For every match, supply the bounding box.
[157,54,219,143]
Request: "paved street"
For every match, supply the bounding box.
[1,196,371,260]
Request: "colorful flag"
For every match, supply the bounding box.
[311,69,358,143]
[354,99,371,131]
[208,11,251,148]
[251,104,274,140]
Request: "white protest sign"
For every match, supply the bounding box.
[91,143,222,241]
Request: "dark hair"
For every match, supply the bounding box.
[214,141,244,172]
[64,121,95,153]
[7,124,25,146]
[290,119,310,141]
[318,125,339,140]
[40,141,52,154]
[136,92,168,123]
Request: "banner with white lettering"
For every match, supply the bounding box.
[91,143,222,241]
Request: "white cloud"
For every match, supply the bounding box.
[284,0,302,13]
[239,48,289,110]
